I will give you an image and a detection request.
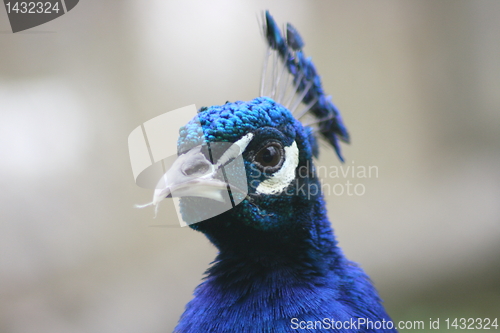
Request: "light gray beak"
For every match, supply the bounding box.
[152,145,227,204]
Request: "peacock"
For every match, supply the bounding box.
[147,11,397,333]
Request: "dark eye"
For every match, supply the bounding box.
[253,142,284,171]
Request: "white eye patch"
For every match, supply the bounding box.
[255,141,299,195]
[216,133,254,167]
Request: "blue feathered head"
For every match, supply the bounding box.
[148,12,349,244]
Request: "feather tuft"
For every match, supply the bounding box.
[261,11,349,162]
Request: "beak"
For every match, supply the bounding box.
[152,145,228,205]
[145,133,254,212]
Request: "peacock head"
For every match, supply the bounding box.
[145,11,349,247]
[152,97,320,234]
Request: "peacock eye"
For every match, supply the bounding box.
[253,142,284,171]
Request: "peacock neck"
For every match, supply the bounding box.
[203,197,346,286]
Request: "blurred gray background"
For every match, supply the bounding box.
[1,1,499,332]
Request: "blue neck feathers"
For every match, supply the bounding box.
[175,191,395,332]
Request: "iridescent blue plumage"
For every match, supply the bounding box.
[167,12,397,333]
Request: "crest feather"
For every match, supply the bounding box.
[260,11,349,162]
